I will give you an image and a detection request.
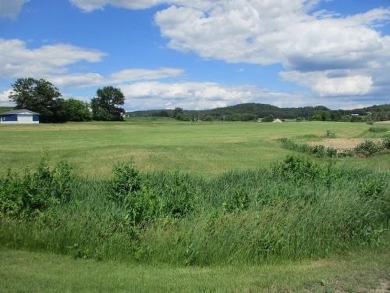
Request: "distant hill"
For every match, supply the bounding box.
[127,103,390,122]
[0,107,14,114]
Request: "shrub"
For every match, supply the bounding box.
[109,161,153,225]
[382,136,390,149]
[354,140,383,157]
[272,156,321,184]
[0,160,74,218]
[222,185,250,213]
[143,171,198,219]
[109,161,141,205]
[109,163,198,224]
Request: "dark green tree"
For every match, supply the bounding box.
[91,86,125,121]
[261,114,274,122]
[172,107,184,119]
[63,99,91,122]
[9,78,65,122]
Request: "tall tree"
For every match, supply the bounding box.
[63,98,91,122]
[9,78,65,123]
[91,86,125,121]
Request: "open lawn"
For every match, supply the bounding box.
[1,120,389,177]
[1,248,389,292]
[1,120,389,291]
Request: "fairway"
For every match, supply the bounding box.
[1,120,388,177]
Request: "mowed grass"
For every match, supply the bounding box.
[1,248,389,292]
[1,120,388,177]
[1,120,390,291]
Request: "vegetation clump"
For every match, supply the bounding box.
[280,135,390,158]
[0,160,73,219]
[1,157,389,266]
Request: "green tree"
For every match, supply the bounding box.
[9,78,65,123]
[63,99,91,122]
[172,107,184,120]
[261,114,274,122]
[91,86,125,121]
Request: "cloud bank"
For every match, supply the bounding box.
[3,0,390,109]
[69,0,390,102]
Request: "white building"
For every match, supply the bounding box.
[0,109,40,124]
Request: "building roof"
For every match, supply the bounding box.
[0,109,40,116]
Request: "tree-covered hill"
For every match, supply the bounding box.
[127,103,390,122]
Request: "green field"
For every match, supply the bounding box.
[1,249,389,292]
[1,120,389,176]
[1,120,390,291]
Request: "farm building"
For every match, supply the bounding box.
[0,109,40,124]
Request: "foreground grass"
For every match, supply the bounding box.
[1,120,388,177]
[1,248,389,292]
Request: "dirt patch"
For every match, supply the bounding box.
[309,138,380,151]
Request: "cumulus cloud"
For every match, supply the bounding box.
[69,0,167,11]
[110,68,183,83]
[119,81,302,110]
[0,39,106,78]
[281,71,373,97]
[154,1,390,68]
[70,0,390,101]
[48,73,105,88]
[0,0,30,19]
[0,89,11,102]
[157,0,390,99]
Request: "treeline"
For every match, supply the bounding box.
[128,103,390,122]
[7,78,125,123]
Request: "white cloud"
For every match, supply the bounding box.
[120,81,302,110]
[153,1,390,67]
[110,68,183,83]
[0,39,106,78]
[0,0,29,19]
[313,76,373,97]
[70,0,167,11]
[46,68,184,89]
[68,0,390,103]
[0,38,187,90]
[0,89,11,102]
[281,71,373,97]
[48,73,105,88]
[154,1,390,102]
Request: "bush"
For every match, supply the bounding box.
[279,138,338,158]
[109,161,141,205]
[109,162,198,225]
[354,140,383,157]
[382,136,390,149]
[1,158,389,265]
[272,156,321,184]
[0,160,74,218]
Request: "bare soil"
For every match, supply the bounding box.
[309,138,381,151]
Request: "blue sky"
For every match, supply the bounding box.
[1,0,389,111]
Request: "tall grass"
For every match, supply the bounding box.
[1,156,389,266]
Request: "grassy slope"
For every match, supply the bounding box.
[1,249,389,292]
[1,120,388,177]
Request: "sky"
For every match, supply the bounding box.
[0,0,389,111]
